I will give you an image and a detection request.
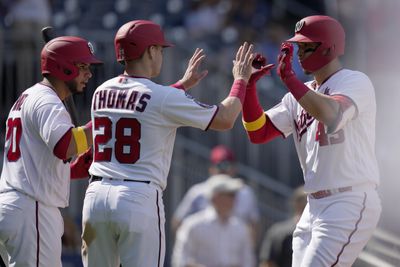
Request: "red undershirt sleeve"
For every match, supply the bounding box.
[242,83,282,144]
[53,127,72,160]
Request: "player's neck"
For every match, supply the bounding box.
[124,60,152,79]
[41,77,71,100]
[313,59,342,86]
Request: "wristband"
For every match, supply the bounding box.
[170,81,186,91]
[284,76,310,101]
[85,120,92,130]
[72,127,88,155]
[229,79,247,105]
[243,114,266,131]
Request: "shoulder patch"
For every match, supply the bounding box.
[185,92,214,109]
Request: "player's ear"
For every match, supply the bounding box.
[147,45,158,60]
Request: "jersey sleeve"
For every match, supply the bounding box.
[327,72,375,133]
[265,93,295,138]
[330,71,375,118]
[161,87,218,130]
[31,97,74,151]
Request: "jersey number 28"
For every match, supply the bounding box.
[94,117,141,164]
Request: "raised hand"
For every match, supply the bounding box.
[248,53,275,86]
[277,42,296,82]
[232,42,255,83]
[177,48,208,90]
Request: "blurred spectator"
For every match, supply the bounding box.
[223,0,270,44]
[172,175,255,267]
[6,0,51,94]
[259,186,307,267]
[183,0,224,40]
[172,145,260,243]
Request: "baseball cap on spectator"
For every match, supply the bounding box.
[210,145,236,173]
[206,174,243,198]
[210,145,235,164]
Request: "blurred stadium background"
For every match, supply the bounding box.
[1,0,400,266]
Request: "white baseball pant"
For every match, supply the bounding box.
[81,179,165,267]
[292,184,381,267]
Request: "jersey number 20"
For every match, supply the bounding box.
[94,117,141,164]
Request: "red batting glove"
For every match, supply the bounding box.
[249,54,275,87]
[277,42,296,82]
[277,42,309,101]
[252,53,267,69]
[70,147,93,179]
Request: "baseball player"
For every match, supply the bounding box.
[81,20,255,267]
[0,36,102,266]
[242,15,382,266]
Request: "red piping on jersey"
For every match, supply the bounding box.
[331,192,367,266]
[119,74,149,79]
[156,190,162,267]
[36,201,40,267]
[205,106,219,131]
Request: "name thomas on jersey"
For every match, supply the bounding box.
[92,88,151,112]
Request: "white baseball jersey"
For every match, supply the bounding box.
[266,69,379,192]
[0,83,73,207]
[89,75,218,189]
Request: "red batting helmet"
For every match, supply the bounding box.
[41,36,102,81]
[114,20,173,63]
[287,15,345,72]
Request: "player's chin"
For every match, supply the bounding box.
[71,85,85,95]
[78,83,88,92]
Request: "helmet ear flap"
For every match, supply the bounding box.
[321,44,336,57]
[41,55,79,81]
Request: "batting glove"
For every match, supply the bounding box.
[248,53,275,87]
[277,42,296,82]
[70,147,93,179]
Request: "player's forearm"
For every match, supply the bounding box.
[209,79,247,130]
[282,74,340,127]
[297,90,340,128]
[209,97,242,130]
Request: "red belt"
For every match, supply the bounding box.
[309,186,352,199]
